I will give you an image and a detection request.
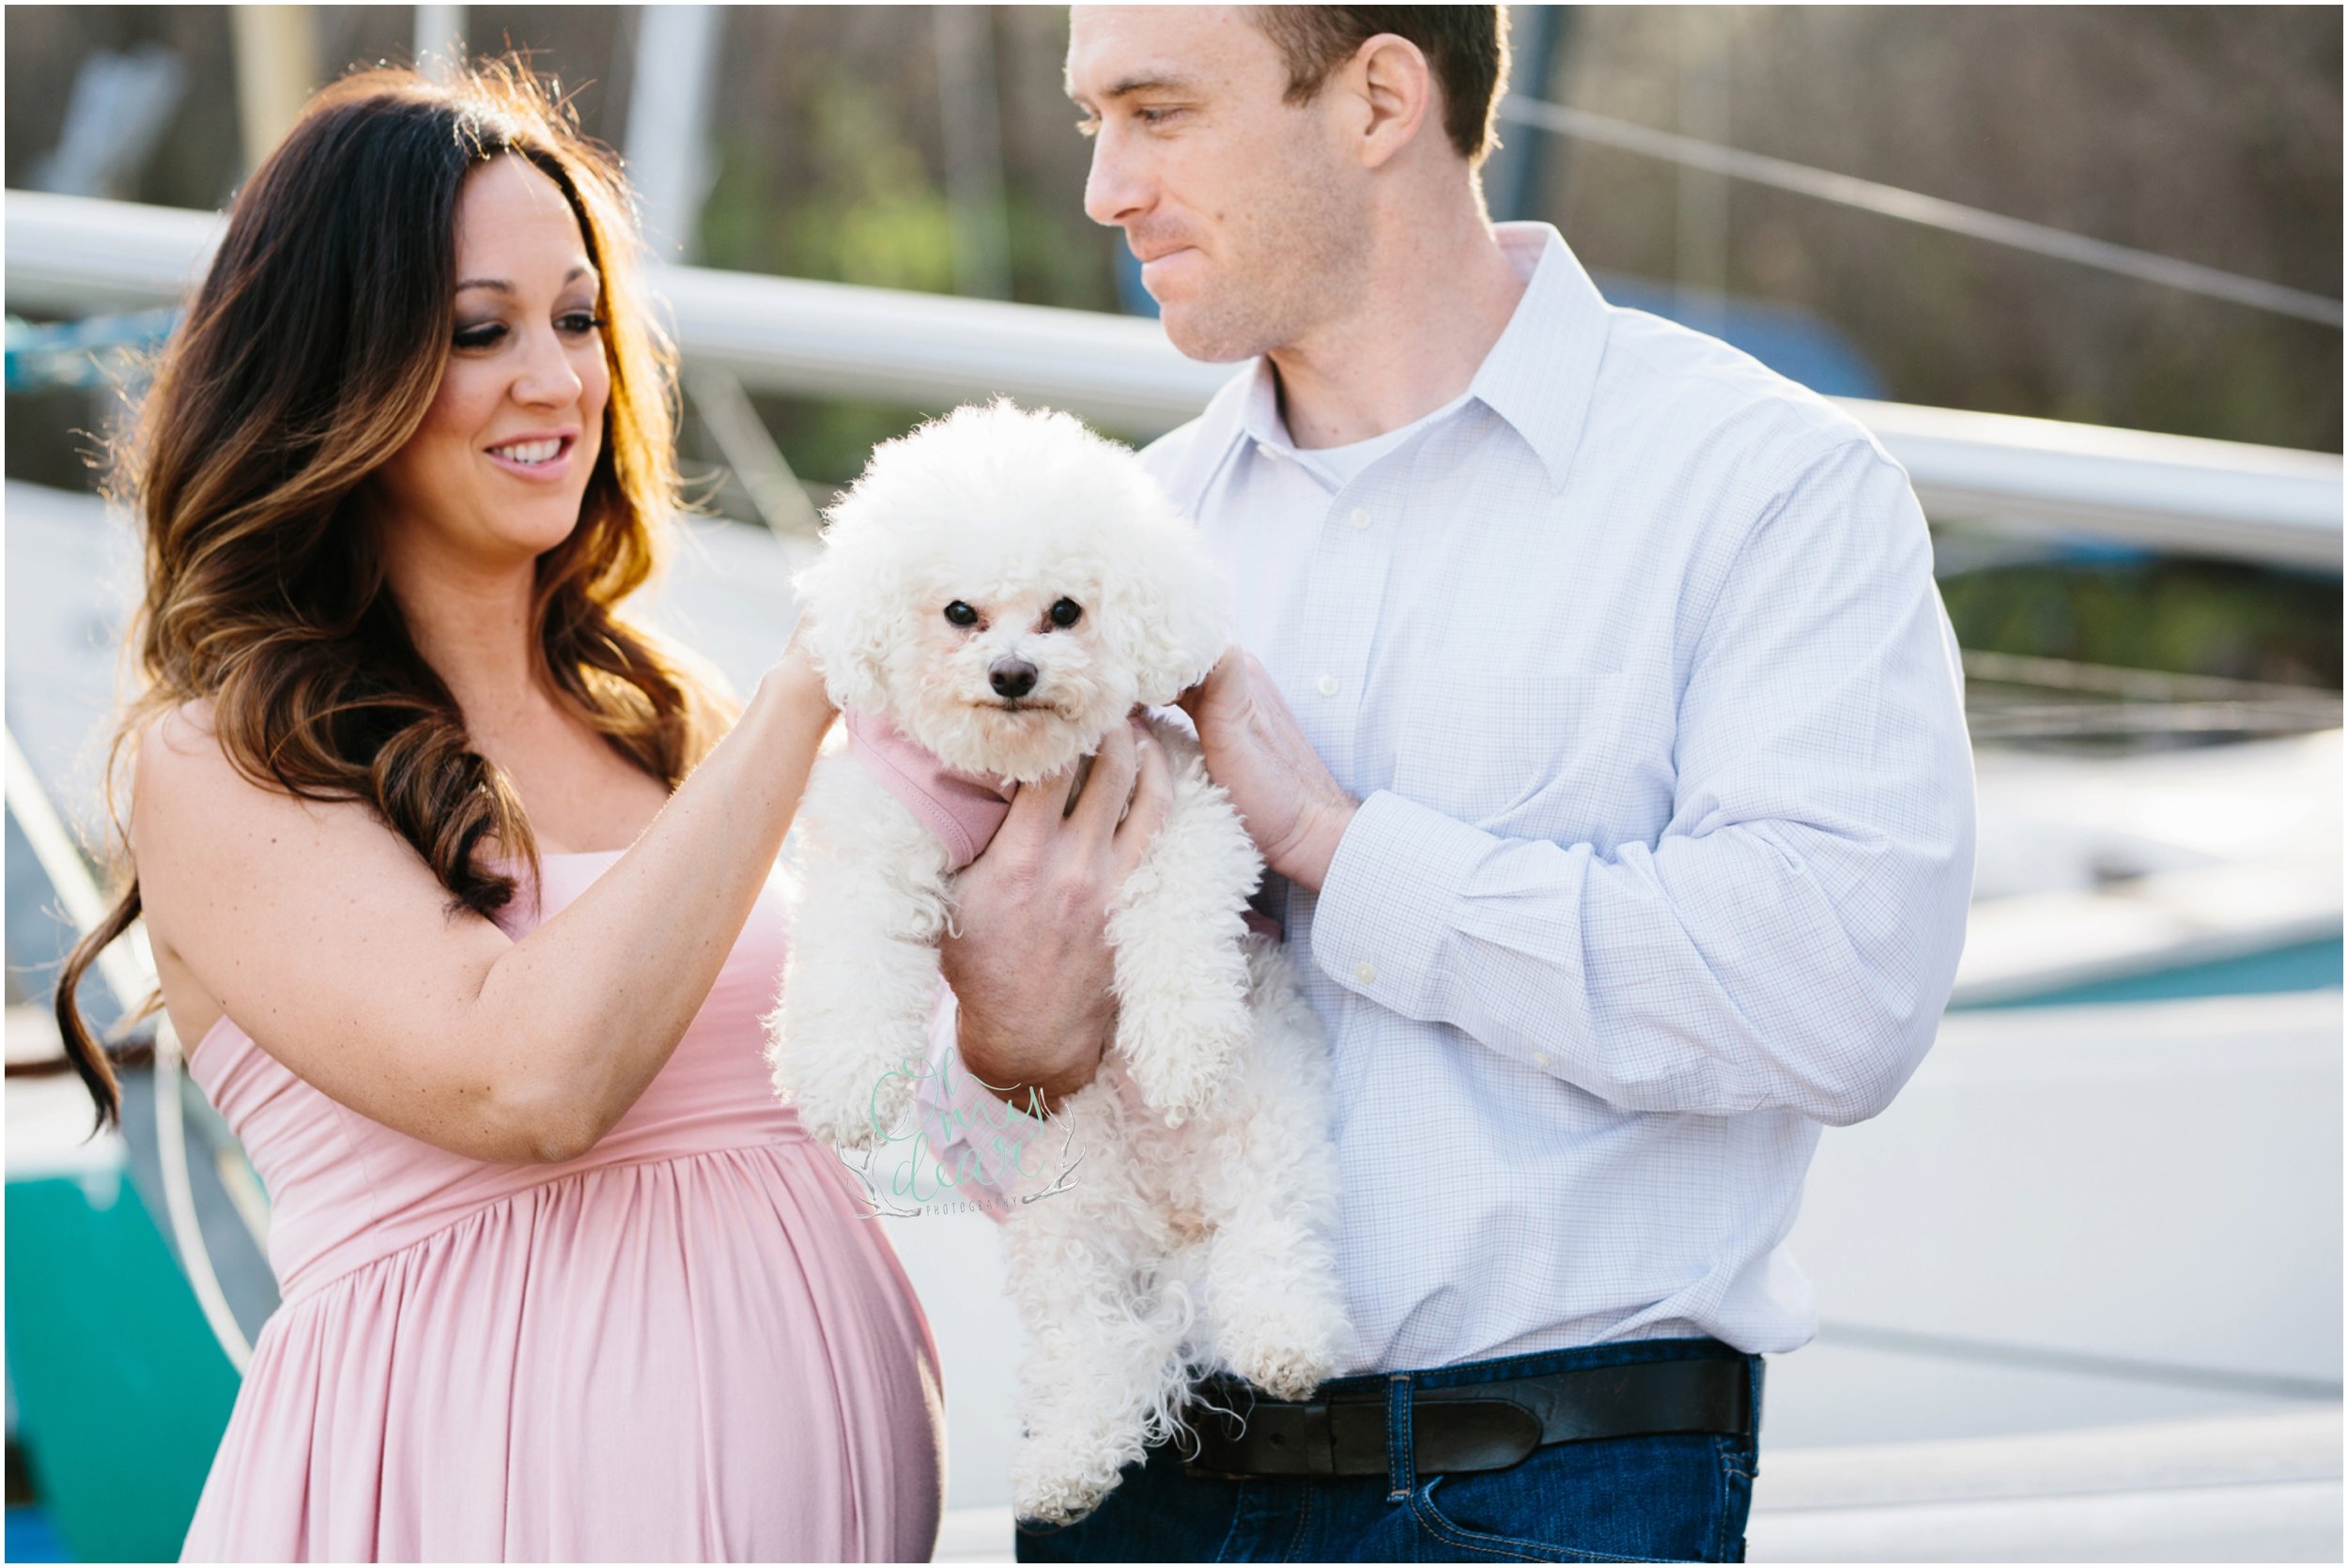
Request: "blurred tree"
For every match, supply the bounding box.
[1939,559,2341,687]
[695,6,1113,482]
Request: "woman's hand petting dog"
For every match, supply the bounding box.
[759,617,837,727]
[1177,650,1360,893]
[944,718,1173,1115]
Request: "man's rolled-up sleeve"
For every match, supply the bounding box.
[1311,439,1976,1127]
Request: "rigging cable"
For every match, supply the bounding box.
[1499,97,2343,329]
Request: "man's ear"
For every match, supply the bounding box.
[1352,33,1435,170]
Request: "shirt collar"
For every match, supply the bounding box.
[1181,222,1610,493]
[1236,356,1289,453]
[1470,223,1610,490]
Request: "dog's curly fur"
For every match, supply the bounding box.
[766,401,1351,1525]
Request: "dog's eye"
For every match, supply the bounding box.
[944,601,979,628]
[1047,598,1083,629]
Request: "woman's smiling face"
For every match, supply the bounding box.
[371,153,610,574]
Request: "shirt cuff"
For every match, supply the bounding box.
[1312,789,1492,1017]
[910,991,1063,1220]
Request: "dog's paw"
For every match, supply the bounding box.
[1113,987,1248,1122]
[1246,1350,1339,1402]
[1128,1050,1228,1129]
[1150,1093,1202,1131]
[1011,1451,1120,1528]
[1225,1305,1348,1402]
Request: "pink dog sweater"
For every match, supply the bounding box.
[843,709,1016,870]
[843,709,1287,940]
[841,709,1287,944]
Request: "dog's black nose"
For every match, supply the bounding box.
[990,658,1039,699]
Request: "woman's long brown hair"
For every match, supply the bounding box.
[54,60,728,1130]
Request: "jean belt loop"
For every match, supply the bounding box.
[1384,1373,1414,1502]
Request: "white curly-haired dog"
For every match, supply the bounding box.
[766,400,1351,1525]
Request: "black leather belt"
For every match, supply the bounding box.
[1182,1355,1758,1481]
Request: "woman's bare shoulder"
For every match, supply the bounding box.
[132,699,264,842]
[137,696,224,777]
[131,698,398,889]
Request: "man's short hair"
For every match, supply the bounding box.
[1252,7,1511,165]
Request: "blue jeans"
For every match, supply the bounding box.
[1015,1338,1761,1563]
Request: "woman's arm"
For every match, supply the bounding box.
[135,654,836,1164]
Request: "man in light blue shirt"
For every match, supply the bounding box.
[946,6,1976,1560]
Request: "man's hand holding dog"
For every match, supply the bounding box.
[948,651,1353,1114]
[945,719,1172,1114]
[1178,650,1359,894]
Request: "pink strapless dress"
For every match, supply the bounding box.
[178,852,944,1562]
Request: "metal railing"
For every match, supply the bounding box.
[3,724,253,1373]
[1959,650,2345,741]
[8,190,2340,571]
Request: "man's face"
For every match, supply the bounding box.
[1068,6,1368,362]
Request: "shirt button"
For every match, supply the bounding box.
[1257,442,1282,461]
[1355,961,1378,986]
[1533,1052,1552,1068]
[1316,674,1338,698]
[1349,506,1370,530]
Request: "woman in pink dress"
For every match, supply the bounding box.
[52,61,1120,1562]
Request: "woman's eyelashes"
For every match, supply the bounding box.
[452,308,605,351]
